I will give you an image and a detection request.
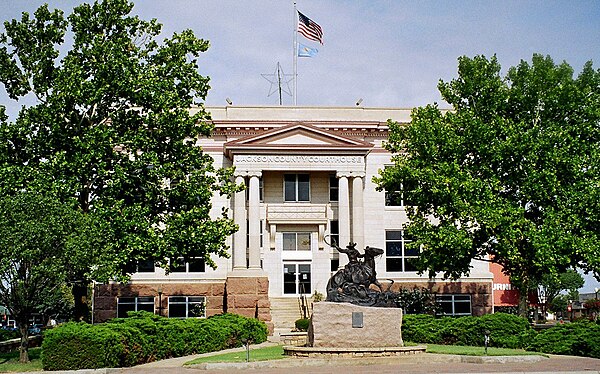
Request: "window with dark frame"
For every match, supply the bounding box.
[284,174,310,202]
[385,230,418,272]
[117,296,155,318]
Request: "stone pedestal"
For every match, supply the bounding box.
[308,302,403,348]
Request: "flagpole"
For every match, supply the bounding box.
[293,1,298,105]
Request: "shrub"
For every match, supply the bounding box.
[0,328,19,342]
[526,320,600,358]
[41,322,125,370]
[402,313,533,348]
[41,312,268,370]
[295,318,310,331]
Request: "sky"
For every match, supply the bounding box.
[1,1,599,292]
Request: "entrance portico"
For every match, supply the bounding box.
[224,124,373,296]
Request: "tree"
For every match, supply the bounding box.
[0,192,97,362]
[0,0,239,319]
[377,54,600,316]
[549,294,569,317]
[537,270,584,321]
[538,270,584,307]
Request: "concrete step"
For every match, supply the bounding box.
[269,297,313,331]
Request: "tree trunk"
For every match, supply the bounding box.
[518,286,529,319]
[72,282,90,322]
[18,323,29,363]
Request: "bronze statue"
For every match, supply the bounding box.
[326,241,398,307]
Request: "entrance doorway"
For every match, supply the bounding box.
[283,263,311,295]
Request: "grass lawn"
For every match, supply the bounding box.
[425,344,546,357]
[0,347,43,372]
[185,345,286,365]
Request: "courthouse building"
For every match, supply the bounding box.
[94,106,494,330]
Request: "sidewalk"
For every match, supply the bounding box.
[13,343,600,374]
[117,344,600,374]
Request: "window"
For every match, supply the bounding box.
[168,296,206,318]
[329,220,339,247]
[137,260,155,273]
[436,294,472,316]
[283,232,311,251]
[245,177,263,202]
[330,259,340,272]
[117,297,155,318]
[246,220,265,248]
[329,175,339,202]
[385,230,418,272]
[284,174,310,202]
[384,167,415,207]
[170,258,206,273]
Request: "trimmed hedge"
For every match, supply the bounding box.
[526,320,600,358]
[41,312,268,370]
[402,313,534,348]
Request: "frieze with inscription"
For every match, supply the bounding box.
[235,155,363,164]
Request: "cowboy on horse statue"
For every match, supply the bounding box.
[326,240,399,307]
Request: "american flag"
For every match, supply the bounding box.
[297,11,323,45]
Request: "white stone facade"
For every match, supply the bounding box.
[96,106,494,323]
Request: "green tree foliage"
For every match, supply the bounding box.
[0,0,239,318]
[0,192,98,362]
[538,270,584,309]
[549,294,569,317]
[377,54,600,316]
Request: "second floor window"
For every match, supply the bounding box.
[329,220,339,247]
[284,174,310,202]
[283,232,311,251]
[329,175,339,202]
[245,177,263,202]
[385,230,418,272]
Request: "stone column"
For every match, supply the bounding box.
[337,173,351,267]
[352,174,365,252]
[248,172,262,269]
[232,175,247,270]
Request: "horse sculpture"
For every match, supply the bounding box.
[326,241,394,306]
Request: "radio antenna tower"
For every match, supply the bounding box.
[261,62,293,105]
